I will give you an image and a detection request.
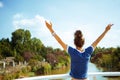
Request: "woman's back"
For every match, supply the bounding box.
[67,46,94,79]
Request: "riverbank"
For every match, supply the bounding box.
[88,63,120,80]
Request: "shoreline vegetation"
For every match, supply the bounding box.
[0,29,120,80]
[91,47,120,72]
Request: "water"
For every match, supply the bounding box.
[88,62,107,80]
[64,63,107,80]
[50,63,120,80]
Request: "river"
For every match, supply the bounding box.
[88,63,120,80]
[50,62,120,80]
[88,62,108,80]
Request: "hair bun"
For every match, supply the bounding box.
[74,30,84,48]
[74,30,82,38]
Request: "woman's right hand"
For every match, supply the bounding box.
[45,21,52,30]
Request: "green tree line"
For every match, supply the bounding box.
[91,47,120,71]
[0,29,70,73]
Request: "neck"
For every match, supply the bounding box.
[76,47,84,52]
[76,47,82,51]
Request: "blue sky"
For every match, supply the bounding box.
[0,0,120,49]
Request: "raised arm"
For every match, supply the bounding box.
[92,24,113,49]
[45,21,67,51]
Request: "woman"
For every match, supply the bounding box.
[45,21,113,80]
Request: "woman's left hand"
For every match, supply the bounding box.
[105,24,113,32]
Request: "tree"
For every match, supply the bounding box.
[0,38,12,57]
[23,51,33,62]
[112,47,120,71]
[30,38,43,53]
[46,53,57,66]
[11,29,31,53]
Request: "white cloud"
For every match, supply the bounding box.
[13,14,61,48]
[35,15,46,24]
[0,1,3,8]
[13,14,44,30]
[13,13,23,19]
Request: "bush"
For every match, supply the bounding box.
[3,73,15,80]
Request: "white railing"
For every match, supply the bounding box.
[16,72,120,80]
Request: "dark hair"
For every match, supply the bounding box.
[74,30,84,48]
